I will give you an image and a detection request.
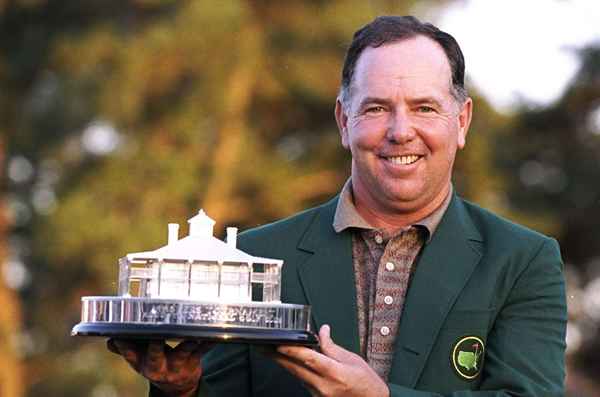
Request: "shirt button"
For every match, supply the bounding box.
[374,234,383,244]
[385,262,395,271]
[384,295,394,305]
[380,326,390,336]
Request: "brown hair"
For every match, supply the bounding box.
[340,16,467,105]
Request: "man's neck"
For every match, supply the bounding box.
[352,185,450,233]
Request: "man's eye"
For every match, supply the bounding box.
[366,106,385,114]
[417,106,435,113]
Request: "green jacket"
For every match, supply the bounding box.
[154,194,566,396]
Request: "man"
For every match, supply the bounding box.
[110,16,567,396]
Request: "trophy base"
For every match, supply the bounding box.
[72,322,318,345]
[73,296,318,346]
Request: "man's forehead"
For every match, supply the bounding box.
[349,36,453,99]
[354,36,451,78]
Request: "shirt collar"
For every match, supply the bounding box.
[332,178,452,242]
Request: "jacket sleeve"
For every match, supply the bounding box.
[197,344,252,397]
[387,238,567,397]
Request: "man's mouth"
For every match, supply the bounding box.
[383,155,421,165]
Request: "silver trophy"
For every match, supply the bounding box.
[71,210,317,345]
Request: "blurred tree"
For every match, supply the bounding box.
[0,138,23,397]
[454,92,511,214]
[495,45,600,266]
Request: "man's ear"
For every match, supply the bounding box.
[457,97,473,149]
[335,98,350,149]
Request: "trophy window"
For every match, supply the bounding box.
[157,260,189,299]
[189,261,219,300]
[251,263,282,302]
[118,258,158,297]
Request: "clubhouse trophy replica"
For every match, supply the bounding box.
[72,210,317,345]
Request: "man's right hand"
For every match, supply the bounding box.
[107,339,213,397]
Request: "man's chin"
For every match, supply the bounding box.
[377,191,428,213]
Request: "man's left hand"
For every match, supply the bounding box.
[274,324,390,397]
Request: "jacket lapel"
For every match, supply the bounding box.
[388,195,483,387]
[296,198,360,355]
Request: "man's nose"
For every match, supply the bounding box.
[386,109,416,143]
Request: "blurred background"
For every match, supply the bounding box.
[1,0,599,395]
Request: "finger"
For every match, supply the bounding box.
[273,353,326,394]
[173,340,200,358]
[144,341,167,374]
[112,339,143,370]
[112,339,140,352]
[168,341,202,373]
[106,338,119,355]
[309,388,320,397]
[277,345,340,376]
[318,324,357,363]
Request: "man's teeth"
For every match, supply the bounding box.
[387,155,420,165]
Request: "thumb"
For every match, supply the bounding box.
[319,324,355,363]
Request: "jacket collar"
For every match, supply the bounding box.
[296,196,360,354]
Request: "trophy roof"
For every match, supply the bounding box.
[125,209,282,265]
[126,235,282,264]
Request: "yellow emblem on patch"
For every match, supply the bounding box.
[451,335,485,380]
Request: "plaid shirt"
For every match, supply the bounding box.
[333,179,451,380]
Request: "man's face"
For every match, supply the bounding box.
[335,35,472,217]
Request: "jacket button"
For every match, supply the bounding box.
[385,262,395,271]
[380,326,390,336]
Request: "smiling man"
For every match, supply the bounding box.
[111,16,567,397]
[335,33,471,230]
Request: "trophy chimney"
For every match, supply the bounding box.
[167,223,179,245]
[226,227,238,248]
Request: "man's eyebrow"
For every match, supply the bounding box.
[407,95,445,107]
[357,96,393,109]
[357,95,448,110]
